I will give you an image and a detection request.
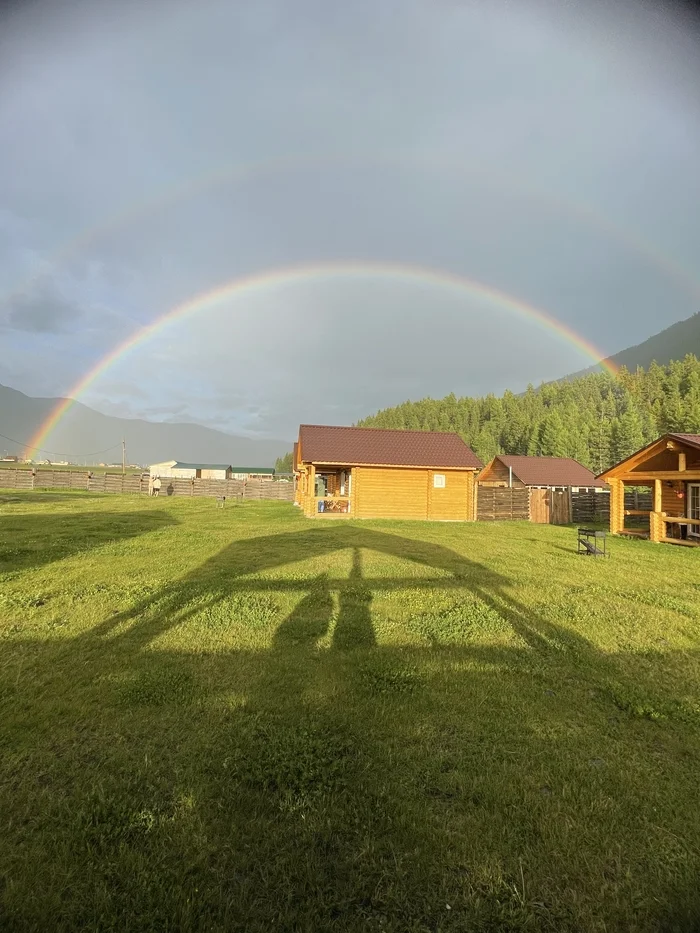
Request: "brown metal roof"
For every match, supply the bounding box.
[298,424,482,469]
[670,433,700,450]
[496,455,606,487]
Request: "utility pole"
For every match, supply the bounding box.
[122,438,126,475]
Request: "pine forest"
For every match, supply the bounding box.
[356,356,700,472]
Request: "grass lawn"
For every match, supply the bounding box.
[1,492,699,932]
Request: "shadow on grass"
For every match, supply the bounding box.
[0,491,111,503]
[1,524,699,932]
[0,508,179,571]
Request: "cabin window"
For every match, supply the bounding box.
[433,474,446,488]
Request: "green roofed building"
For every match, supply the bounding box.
[149,461,275,481]
[230,467,275,480]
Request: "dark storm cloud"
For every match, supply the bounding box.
[3,289,83,333]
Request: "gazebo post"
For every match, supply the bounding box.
[650,478,664,543]
[306,464,316,517]
[609,479,624,535]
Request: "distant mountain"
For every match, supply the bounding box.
[0,384,291,467]
[564,313,700,380]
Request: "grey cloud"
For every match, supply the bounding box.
[3,289,83,333]
[0,0,699,437]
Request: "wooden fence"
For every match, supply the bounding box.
[0,470,295,501]
[571,488,651,525]
[571,491,610,524]
[476,486,643,525]
[476,487,530,522]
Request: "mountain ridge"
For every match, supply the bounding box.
[561,312,700,381]
[0,384,291,466]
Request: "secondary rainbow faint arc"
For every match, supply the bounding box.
[27,261,618,456]
[8,148,700,312]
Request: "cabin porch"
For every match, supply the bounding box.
[299,465,354,517]
[608,476,700,545]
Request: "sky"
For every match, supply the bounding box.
[1,0,700,443]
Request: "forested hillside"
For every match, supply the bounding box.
[563,312,700,380]
[357,356,700,472]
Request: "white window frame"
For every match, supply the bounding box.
[433,474,446,488]
[688,484,700,538]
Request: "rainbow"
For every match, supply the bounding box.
[27,260,618,456]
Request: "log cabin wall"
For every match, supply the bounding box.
[353,467,429,520]
[350,466,476,521]
[427,469,473,521]
[662,481,688,518]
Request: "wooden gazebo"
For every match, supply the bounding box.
[597,433,700,545]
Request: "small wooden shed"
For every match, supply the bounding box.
[477,455,605,523]
[294,424,482,520]
[597,433,700,545]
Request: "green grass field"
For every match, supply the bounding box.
[1,492,699,932]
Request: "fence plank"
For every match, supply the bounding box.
[477,487,530,521]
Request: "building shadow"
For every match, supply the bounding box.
[272,575,334,649]
[333,548,376,650]
[1,522,699,931]
[0,491,109,503]
[0,509,179,572]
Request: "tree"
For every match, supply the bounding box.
[275,452,294,474]
[539,411,569,457]
[660,388,684,433]
[473,427,500,465]
[611,410,645,463]
[589,415,613,473]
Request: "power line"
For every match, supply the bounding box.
[0,432,123,459]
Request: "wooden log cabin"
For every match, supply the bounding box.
[294,424,482,520]
[477,455,605,523]
[597,433,700,545]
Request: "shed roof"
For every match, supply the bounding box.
[494,455,605,487]
[298,424,482,469]
[173,462,232,471]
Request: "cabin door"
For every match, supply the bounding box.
[688,484,700,538]
[529,489,550,523]
[550,489,571,525]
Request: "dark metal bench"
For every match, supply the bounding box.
[577,527,608,557]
